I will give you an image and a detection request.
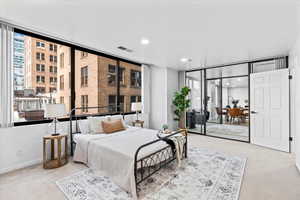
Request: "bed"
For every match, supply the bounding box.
[69,107,188,199]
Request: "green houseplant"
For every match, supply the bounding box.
[172,86,191,128]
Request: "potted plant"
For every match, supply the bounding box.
[172,86,191,129]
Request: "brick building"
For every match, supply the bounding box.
[24,37,58,95]
[57,49,141,114]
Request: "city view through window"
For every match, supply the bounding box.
[13,33,141,122]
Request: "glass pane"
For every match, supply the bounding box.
[185,71,205,133]
[75,51,118,115]
[206,79,222,124]
[119,61,141,113]
[13,32,70,122]
[206,76,249,142]
[206,63,248,79]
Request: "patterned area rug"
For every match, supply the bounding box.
[56,148,246,200]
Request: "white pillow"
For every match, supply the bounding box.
[109,115,127,128]
[87,116,109,134]
[78,120,89,134]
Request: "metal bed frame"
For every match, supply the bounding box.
[69,106,188,196]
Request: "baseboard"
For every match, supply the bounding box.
[0,159,42,175]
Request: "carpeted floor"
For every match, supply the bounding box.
[56,148,246,200]
[1,135,300,200]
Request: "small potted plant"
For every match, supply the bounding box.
[162,124,168,131]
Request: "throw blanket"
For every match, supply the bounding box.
[170,135,186,167]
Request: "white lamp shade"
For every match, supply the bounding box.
[131,102,142,112]
[45,104,67,118]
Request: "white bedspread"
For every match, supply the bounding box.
[73,126,167,199]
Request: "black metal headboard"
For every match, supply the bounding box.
[69,106,125,156]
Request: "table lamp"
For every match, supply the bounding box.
[45,104,66,136]
[131,102,142,121]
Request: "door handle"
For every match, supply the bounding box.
[251,111,258,114]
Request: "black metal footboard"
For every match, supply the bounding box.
[134,129,188,195]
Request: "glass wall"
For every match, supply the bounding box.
[185,64,249,142]
[185,71,205,134]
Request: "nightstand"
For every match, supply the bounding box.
[43,134,68,169]
[132,120,144,128]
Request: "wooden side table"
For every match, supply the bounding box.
[132,120,144,128]
[43,134,68,169]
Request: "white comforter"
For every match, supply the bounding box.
[73,126,167,199]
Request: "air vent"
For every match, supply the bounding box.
[117,46,133,53]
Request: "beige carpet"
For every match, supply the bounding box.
[0,135,300,200]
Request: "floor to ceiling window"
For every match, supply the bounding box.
[11,28,142,125]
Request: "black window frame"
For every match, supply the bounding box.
[13,28,142,126]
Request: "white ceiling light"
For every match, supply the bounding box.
[180,58,188,62]
[140,37,150,45]
[181,58,193,63]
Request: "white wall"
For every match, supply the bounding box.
[166,68,179,130]
[0,123,62,174]
[227,87,248,107]
[0,113,145,174]
[149,66,179,130]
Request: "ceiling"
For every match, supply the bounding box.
[0,0,298,70]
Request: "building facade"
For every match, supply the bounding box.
[24,37,58,95]
[13,33,25,90]
[57,49,141,114]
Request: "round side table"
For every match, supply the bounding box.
[43,134,68,169]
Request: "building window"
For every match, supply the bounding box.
[60,75,64,90]
[81,51,88,58]
[50,55,57,63]
[60,53,64,68]
[60,96,64,104]
[81,66,88,87]
[49,44,57,52]
[130,70,141,88]
[108,64,116,86]
[36,87,45,94]
[131,95,141,103]
[119,67,125,86]
[36,52,45,60]
[36,64,45,72]
[36,41,45,48]
[119,95,124,112]
[50,77,57,84]
[36,75,45,83]
[49,66,57,73]
[49,87,56,93]
[81,95,88,112]
[108,95,117,112]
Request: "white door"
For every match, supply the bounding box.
[250,69,290,152]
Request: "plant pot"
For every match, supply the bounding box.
[179,116,186,129]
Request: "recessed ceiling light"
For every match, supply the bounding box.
[226,82,230,85]
[140,38,150,45]
[237,78,241,81]
[181,58,188,62]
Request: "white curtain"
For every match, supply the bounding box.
[0,23,14,128]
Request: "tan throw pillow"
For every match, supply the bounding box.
[102,119,126,134]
